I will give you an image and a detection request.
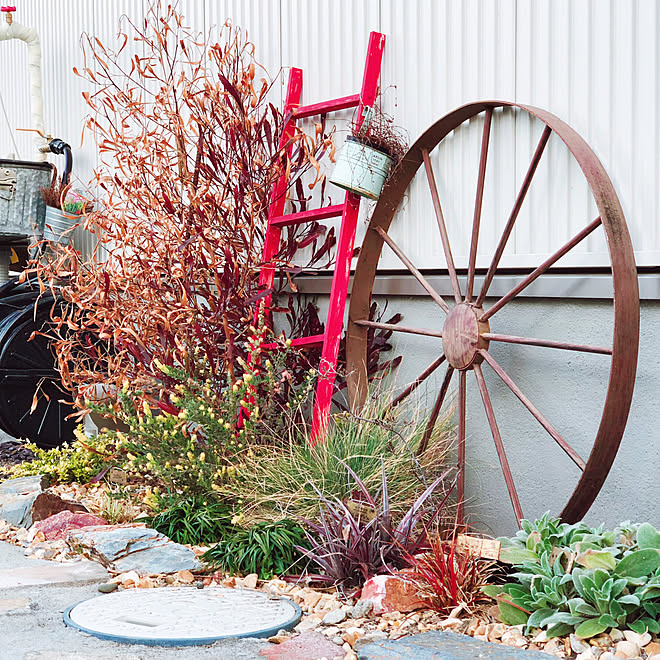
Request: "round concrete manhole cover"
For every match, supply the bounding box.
[64,586,302,646]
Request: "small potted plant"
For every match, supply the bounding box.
[330,106,408,200]
[40,169,92,245]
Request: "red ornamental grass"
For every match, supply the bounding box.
[403,527,495,615]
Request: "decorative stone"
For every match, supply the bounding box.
[243,573,259,589]
[353,631,388,651]
[645,642,660,657]
[0,490,86,528]
[0,475,48,494]
[613,640,641,658]
[176,569,195,584]
[622,630,651,647]
[67,525,201,574]
[571,633,592,654]
[97,582,118,593]
[357,575,424,615]
[259,631,343,659]
[348,599,373,618]
[294,617,321,633]
[303,590,323,610]
[358,630,553,659]
[322,609,346,626]
[591,634,614,648]
[32,510,108,540]
[575,648,597,660]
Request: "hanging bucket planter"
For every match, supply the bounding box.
[43,206,78,245]
[330,136,393,201]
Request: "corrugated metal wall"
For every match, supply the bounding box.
[0,0,657,268]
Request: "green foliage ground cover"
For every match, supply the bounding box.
[486,514,660,639]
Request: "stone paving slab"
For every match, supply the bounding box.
[357,631,552,660]
[0,540,107,588]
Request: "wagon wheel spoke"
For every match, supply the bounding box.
[418,365,454,457]
[480,333,612,355]
[466,108,493,302]
[481,217,602,321]
[476,125,553,307]
[478,349,586,470]
[373,225,450,313]
[421,148,462,303]
[353,319,443,339]
[392,354,447,407]
[456,370,467,525]
[473,363,524,523]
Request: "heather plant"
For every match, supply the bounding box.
[485,516,660,638]
[27,2,335,419]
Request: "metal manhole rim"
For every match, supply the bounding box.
[63,587,303,647]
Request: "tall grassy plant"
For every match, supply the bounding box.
[230,393,455,521]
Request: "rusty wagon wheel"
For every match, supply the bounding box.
[346,101,639,527]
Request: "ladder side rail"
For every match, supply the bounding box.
[311,32,386,441]
[257,67,303,320]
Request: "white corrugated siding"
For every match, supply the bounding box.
[0,1,657,267]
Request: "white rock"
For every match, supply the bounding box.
[323,609,347,626]
[571,634,592,654]
[576,649,597,660]
[622,630,651,647]
[613,640,640,659]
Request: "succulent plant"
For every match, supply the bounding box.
[485,517,660,638]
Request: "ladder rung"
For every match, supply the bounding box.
[270,204,344,228]
[293,94,361,119]
[261,334,325,351]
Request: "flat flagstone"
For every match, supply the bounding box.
[67,525,201,574]
[65,586,302,646]
[0,540,107,588]
[357,630,553,659]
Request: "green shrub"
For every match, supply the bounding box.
[143,493,234,545]
[485,515,660,638]
[89,327,315,498]
[9,427,117,484]
[202,519,309,579]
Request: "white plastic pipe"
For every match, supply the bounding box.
[0,15,46,160]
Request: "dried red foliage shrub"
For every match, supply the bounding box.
[27,4,335,414]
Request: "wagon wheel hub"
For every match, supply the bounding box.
[441,303,490,370]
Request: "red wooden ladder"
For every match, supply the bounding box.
[256,31,386,442]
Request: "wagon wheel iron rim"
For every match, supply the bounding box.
[346,101,640,527]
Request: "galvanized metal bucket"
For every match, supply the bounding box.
[43,206,78,245]
[330,136,392,200]
[0,159,52,242]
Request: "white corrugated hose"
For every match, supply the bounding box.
[0,12,47,160]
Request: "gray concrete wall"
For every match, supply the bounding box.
[307,290,659,537]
